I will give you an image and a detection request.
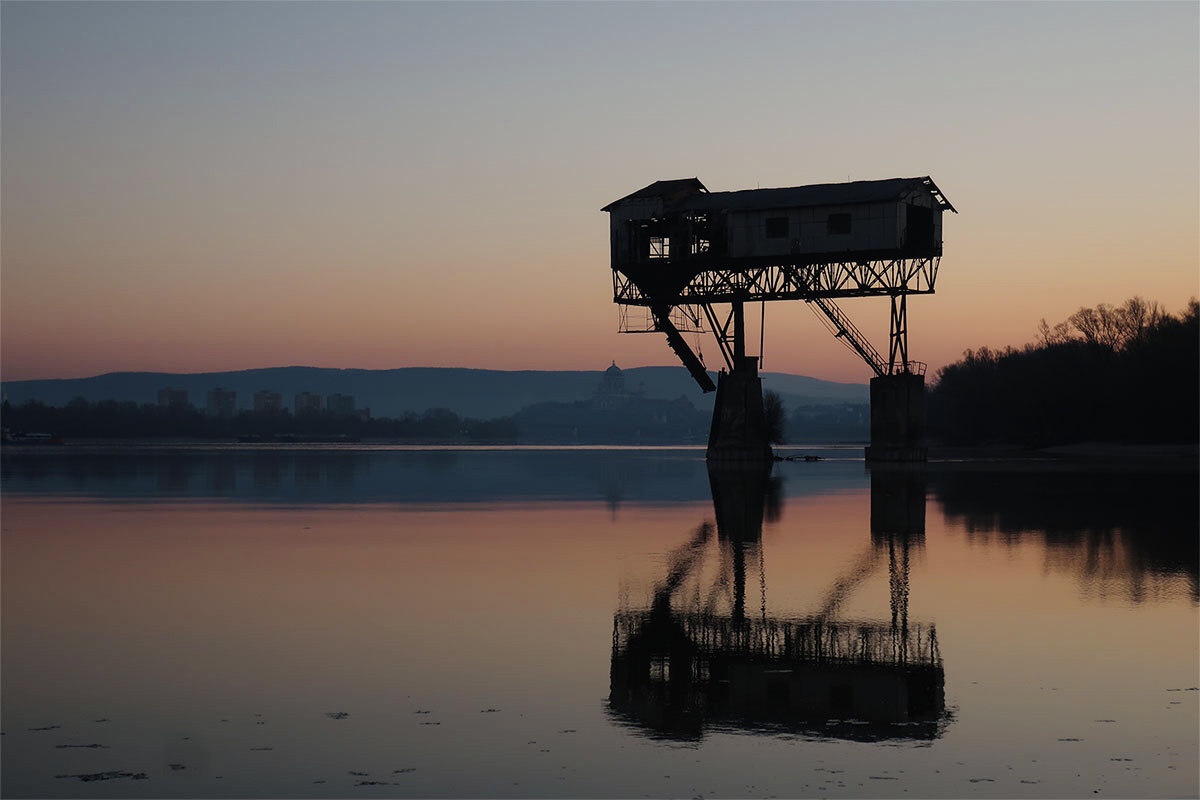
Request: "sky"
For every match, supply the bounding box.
[2,1,1197,385]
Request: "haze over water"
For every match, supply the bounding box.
[2,446,1196,798]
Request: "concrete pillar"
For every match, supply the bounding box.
[706,357,774,463]
[866,372,927,462]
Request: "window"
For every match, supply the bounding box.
[765,216,789,239]
[827,213,851,235]
[649,235,669,260]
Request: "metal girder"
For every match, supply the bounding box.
[699,303,735,371]
[653,307,716,392]
[889,294,908,375]
[613,256,940,307]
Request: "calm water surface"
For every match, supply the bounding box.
[2,446,1196,798]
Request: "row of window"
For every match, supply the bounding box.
[766,213,851,239]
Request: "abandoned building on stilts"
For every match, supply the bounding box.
[602,176,956,462]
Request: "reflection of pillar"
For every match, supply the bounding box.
[869,465,927,668]
[866,372,926,462]
[708,462,774,623]
[869,464,926,542]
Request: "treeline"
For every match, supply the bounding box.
[928,297,1199,447]
[0,399,519,443]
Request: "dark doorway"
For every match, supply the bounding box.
[904,204,935,255]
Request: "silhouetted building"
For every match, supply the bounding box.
[327,393,355,417]
[600,361,626,395]
[594,362,645,410]
[253,390,284,414]
[294,392,323,416]
[206,388,237,418]
[157,387,189,409]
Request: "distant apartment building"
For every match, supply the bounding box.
[157,387,189,409]
[206,388,237,418]
[326,393,355,417]
[253,390,285,414]
[294,392,323,416]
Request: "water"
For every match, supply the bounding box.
[2,445,1196,798]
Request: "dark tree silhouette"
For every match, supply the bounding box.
[928,297,1198,447]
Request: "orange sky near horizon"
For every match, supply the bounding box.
[2,2,1196,385]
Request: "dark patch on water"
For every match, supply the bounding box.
[56,771,148,782]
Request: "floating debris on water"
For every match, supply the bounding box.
[393,768,416,774]
[1058,738,1084,742]
[480,708,500,713]
[348,770,370,776]
[325,712,350,720]
[28,725,61,731]
[56,771,149,782]
[249,747,274,752]
[168,763,186,770]
[56,744,109,749]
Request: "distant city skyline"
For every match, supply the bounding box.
[2,1,1196,384]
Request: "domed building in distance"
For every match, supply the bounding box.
[599,361,625,396]
[594,362,645,410]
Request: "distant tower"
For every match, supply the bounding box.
[253,390,284,414]
[157,387,189,409]
[294,392,323,416]
[206,387,237,418]
[326,393,356,417]
[602,176,955,462]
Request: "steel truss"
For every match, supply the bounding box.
[612,256,940,307]
[614,256,938,381]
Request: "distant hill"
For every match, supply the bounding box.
[1,365,867,419]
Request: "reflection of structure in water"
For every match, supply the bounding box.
[609,464,947,741]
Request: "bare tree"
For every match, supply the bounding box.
[1036,317,1074,347]
[1069,297,1167,351]
[763,390,785,444]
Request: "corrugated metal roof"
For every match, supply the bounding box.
[601,178,708,211]
[603,176,956,214]
[680,177,955,212]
